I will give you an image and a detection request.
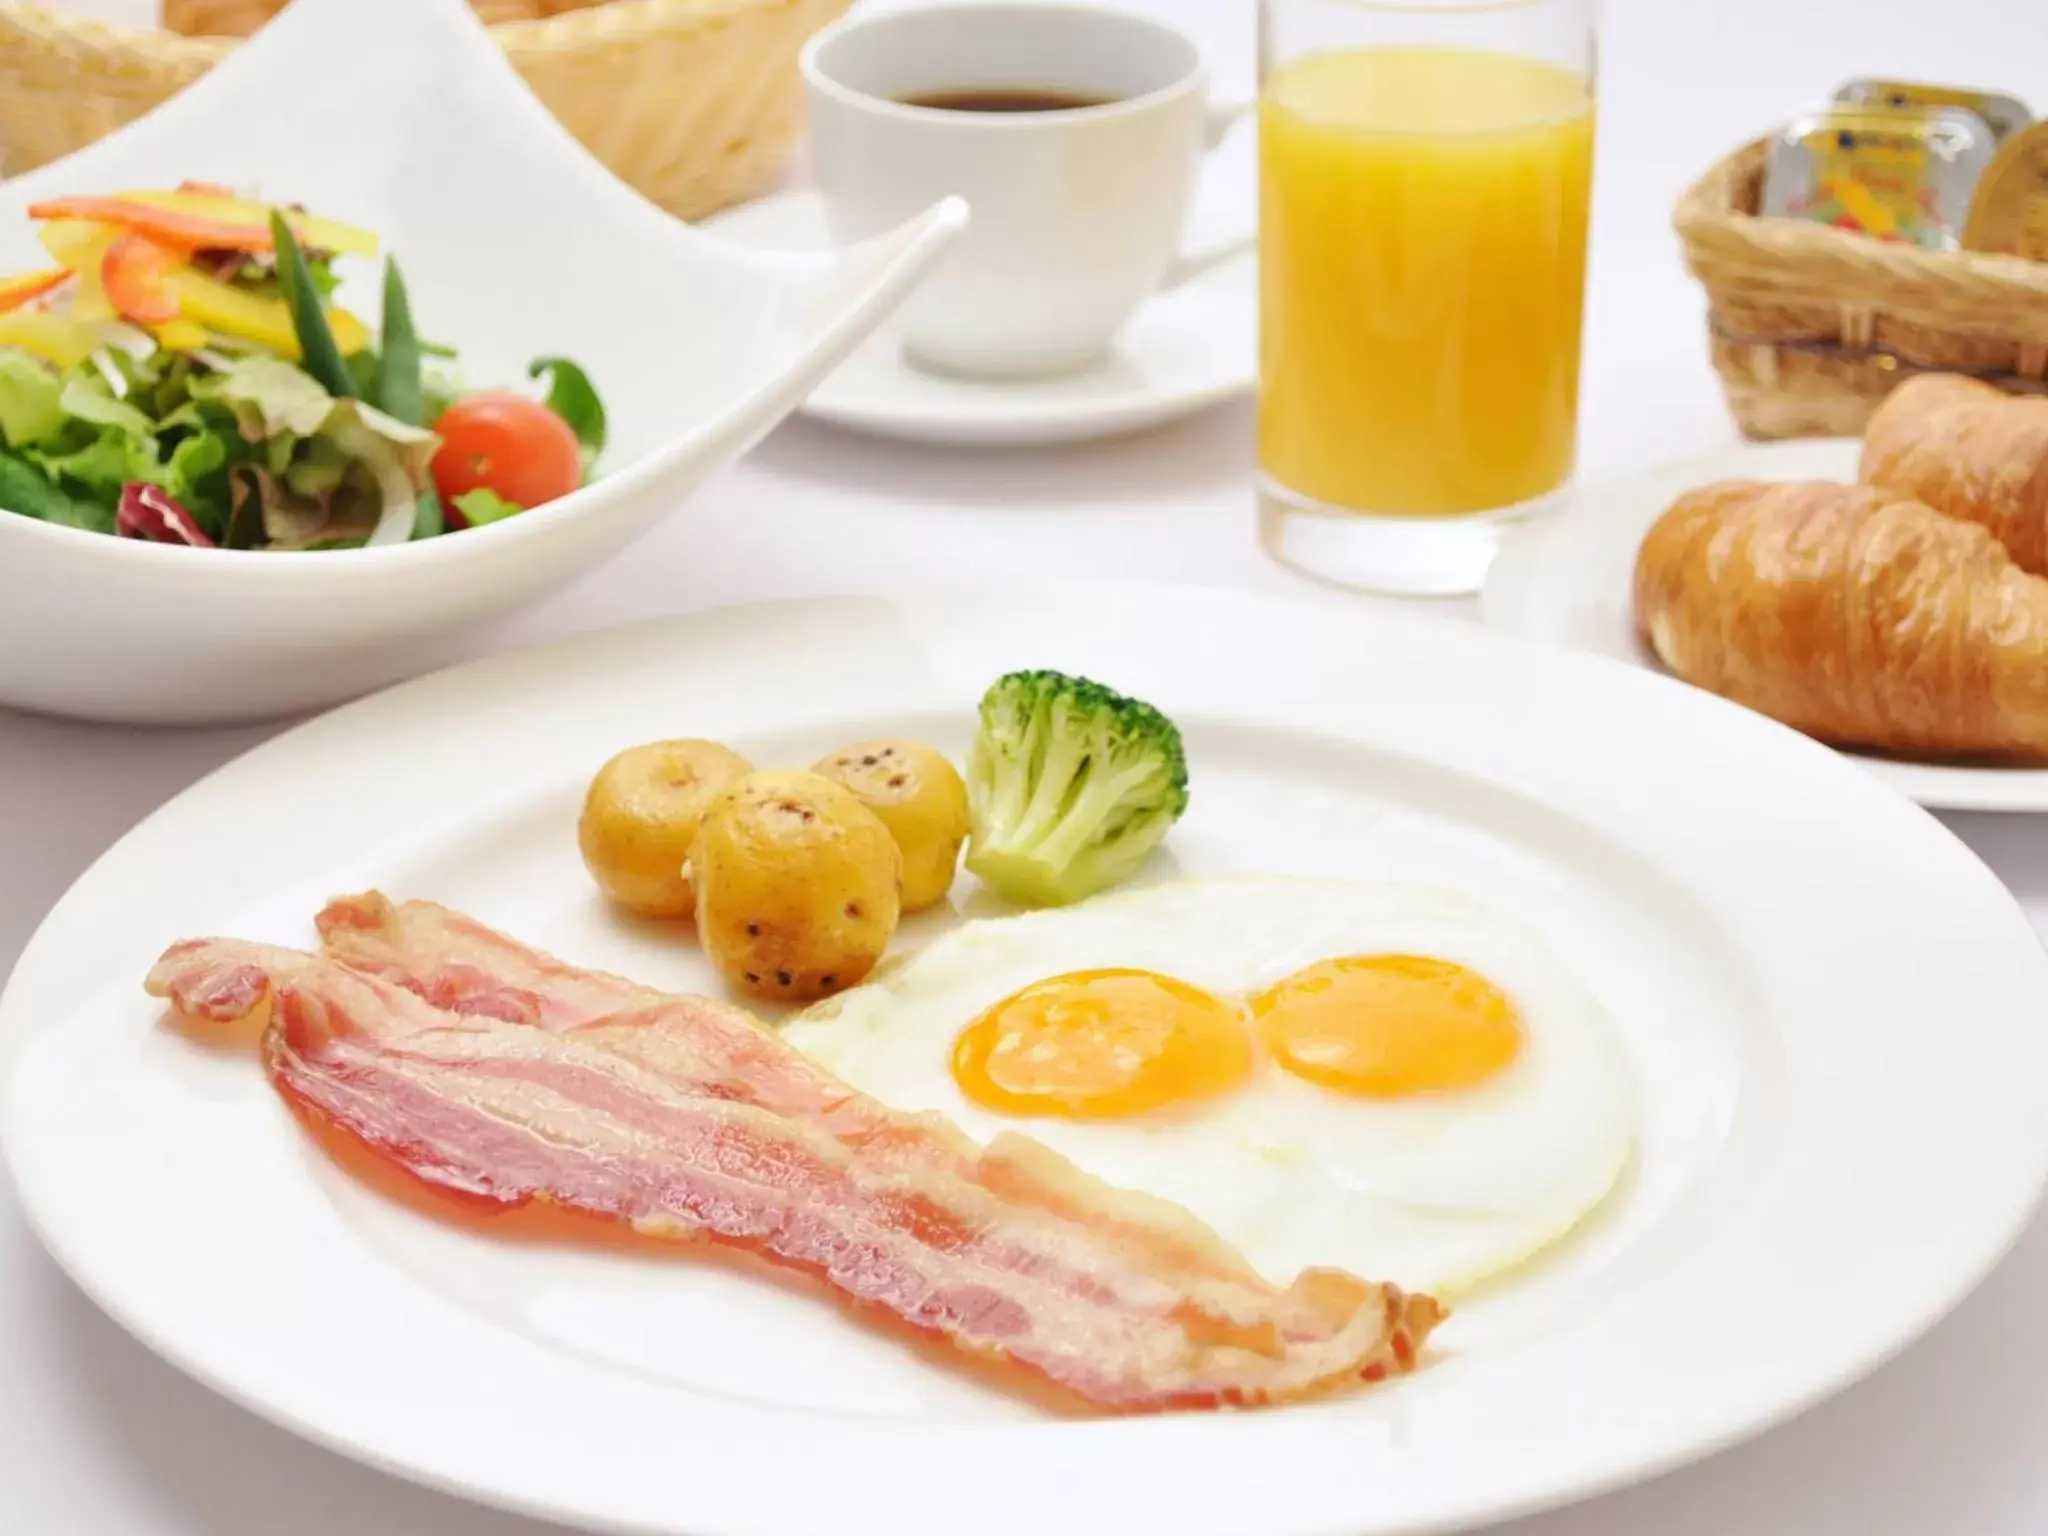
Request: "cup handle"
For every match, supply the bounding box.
[1162,98,1257,290]
[1205,96,1255,150]
[1162,232,1255,291]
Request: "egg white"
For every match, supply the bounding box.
[782,877,1637,1297]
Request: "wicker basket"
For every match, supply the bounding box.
[1675,136,2048,439]
[0,0,848,222]
[163,0,552,30]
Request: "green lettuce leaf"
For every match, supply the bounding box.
[197,355,340,440]
[225,454,394,550]
[343,347,383,405]
[58,374,158,442]
[528,356,605,469]
[149,439,234,543]
[93,340,179,414]
[451,487,522,527]
[199,356,434,458]
[421,365,461,428]
[155,399,212,436]
[306,254,341,301]
[196,357,440,548]
[0,446,113,532]
[0,363,236,539]
[284,435,352,500]
[21,375,167,502]
[0,352,65,449]
[166,427,228,492]
[23,427,161,499]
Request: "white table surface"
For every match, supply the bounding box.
[8,0,2048,1531]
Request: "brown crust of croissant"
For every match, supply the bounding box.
[1634,479,2048,757]
[1860,373,2048,576]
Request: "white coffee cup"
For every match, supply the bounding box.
[801,2,1247,380]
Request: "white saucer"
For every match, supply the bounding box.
[700,190,1254,446]
[1483,438,2048,813]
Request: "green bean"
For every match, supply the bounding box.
[271,211,354,399]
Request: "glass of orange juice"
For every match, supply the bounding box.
[1258,0,1596,594]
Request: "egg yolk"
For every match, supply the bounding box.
[951,969,1254,1119]
[1251,955,1520,1097]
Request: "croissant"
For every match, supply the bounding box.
[1634,479,2048,757]
[1860,373,2048,576]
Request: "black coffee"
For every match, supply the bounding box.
[898,88,1115,113]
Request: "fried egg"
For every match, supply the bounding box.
[782,877,1636,1296]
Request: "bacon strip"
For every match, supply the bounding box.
[315,894,1285,1293]
[318,892,659,1031]
[147,925,1442,1412]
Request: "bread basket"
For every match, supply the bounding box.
[0,0,848,221]
[1676,136,2048,438]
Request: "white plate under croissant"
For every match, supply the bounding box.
[1482,409,2048,819]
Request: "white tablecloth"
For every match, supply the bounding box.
[8,0,2048,1531]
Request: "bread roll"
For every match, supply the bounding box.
[1860,372,2048,576]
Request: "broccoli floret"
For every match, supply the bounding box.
[965,670,1189,907]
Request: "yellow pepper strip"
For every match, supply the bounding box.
[114,190,378,258]
[0,311,100,369]
[164,265,368,357]
[328,307,371,356]
[151,318,209,352]
[39,219,118,322]
[40,213,369,360]
[39,216,109,270]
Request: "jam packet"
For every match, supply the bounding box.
[1964,122,2048,257]
[1760,104,1997,251]
[1835,77,2033,143]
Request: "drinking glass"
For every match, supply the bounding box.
[1257,0,1597,594]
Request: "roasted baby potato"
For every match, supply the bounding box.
[578,739,753,918]
[812,739,968,912]
[693,769,902,1002]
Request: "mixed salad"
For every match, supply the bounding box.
[0,184,604,550]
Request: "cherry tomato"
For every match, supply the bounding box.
[430,392,581,518]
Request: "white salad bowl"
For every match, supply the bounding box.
[0,0,965,725]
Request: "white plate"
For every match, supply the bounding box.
[702,190,1254,445]
[0,0,961,724]
[1483,439,2048,813]
[5,587,2047,1536]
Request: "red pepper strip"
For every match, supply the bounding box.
[27,196,274,254]
[116,484,214,547]
[0,267,69,314]
[100,233,182,325]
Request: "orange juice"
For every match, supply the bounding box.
[1259,46,1594,517]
